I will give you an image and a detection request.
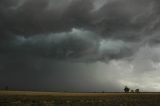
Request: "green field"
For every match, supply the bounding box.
[0,91,160,106]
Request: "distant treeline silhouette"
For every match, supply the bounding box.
[124,86,140,93]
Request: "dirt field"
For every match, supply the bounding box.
[0,91,160,106]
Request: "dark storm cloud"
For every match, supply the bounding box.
[1,0,160,91]
[0,0,94,37]
[1,0,160,62]
[93,0,160,41]
[1,0,160,42]
[0,0,131,61]
[0,29,133,62]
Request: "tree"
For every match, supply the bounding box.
[124,86,130,93]
[135,89,140,93]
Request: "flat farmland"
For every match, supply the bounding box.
[0,91,160,106]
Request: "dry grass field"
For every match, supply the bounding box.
[0,91,160,106]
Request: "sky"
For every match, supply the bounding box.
[1,0,160,92]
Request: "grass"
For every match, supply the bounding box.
[0,91,160,106]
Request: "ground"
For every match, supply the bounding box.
[0,91,160,106]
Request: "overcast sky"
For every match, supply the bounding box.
[1,0,160,92]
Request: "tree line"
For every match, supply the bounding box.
[124,86,140,93]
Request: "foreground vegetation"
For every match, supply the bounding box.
[0,91,160,106]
